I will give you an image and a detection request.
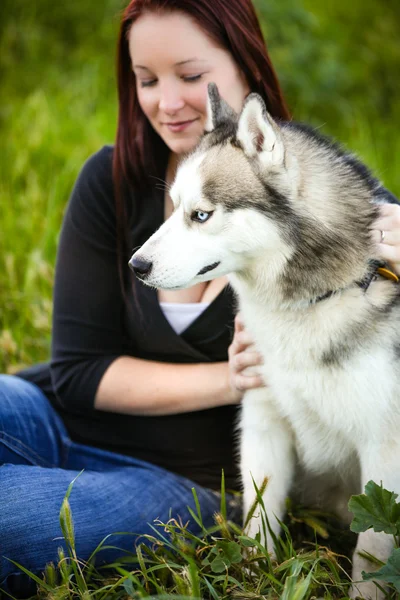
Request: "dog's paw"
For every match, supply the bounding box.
[349,580,385,600]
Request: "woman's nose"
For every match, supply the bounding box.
[158,84,185,114]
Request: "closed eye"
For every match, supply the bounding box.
[183,74,203,83]
[191,210,214,223]
[140,74,204,88]
[140,79,157,88]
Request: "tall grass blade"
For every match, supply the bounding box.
[220,470,226,520]
[4,558,53,592]
[243,475,269,529]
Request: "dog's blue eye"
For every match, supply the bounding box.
[192,210,213,223]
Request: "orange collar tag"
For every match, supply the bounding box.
[377,267,399,283]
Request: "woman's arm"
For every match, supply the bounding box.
[96,311,266,415]
[95,356,238,415]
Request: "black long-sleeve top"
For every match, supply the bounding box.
[19,146,240,491]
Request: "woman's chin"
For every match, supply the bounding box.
[164,134,202,156]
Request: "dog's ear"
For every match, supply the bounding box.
[204,82,237,132]
[236,94,284,165]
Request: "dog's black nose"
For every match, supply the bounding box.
[129,256,153,277]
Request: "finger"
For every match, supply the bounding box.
[235,330,256,348]
[228,337,245,362]
[229,334,256,359]
[232,350,263,374]
[375,242,400,266]
[234,312,245,332]
[371,228,400,248]
[371,228,392,246]
[235,374,266,392]
[234,319,244,338]
[377,203,400,219]
[372,215,397,233]
[374,204,400,233]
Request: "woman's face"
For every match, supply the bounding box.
[129,11,250,156]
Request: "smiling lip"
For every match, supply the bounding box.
[164,118,198,133]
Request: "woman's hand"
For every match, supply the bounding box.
[228,313,266,402]
[372,203,400,275]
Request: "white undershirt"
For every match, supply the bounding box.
[159,301,210,335]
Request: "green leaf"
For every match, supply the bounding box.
[362,547,400,592]
[291,570,314,600]
[348,480,400,535]
[210,556,229,573]
[114,568,147,596]
[122,578,136,598]
[216,541,243,564]
[280,573,298,600]
[237,535,257,547]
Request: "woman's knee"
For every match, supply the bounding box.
[0,375,67,467]
[0,374,23,394]
[0,374,49,423]
[0,373,42,405]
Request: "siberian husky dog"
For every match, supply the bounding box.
[130,84,400,598]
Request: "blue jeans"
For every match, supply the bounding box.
[0,374,241,597]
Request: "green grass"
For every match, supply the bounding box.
[3,477,400,599]
[0,476,359,600]
[0,0,122,371]
[0,83,116,372]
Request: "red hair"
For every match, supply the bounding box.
[113,0,291,286]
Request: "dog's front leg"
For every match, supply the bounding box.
[350,444,400,599]
[240,387,294,555]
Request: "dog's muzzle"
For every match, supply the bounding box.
[129,256,152,279]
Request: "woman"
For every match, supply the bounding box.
[1,0,399,595]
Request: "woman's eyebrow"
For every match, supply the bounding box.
[133,58,208,70]
[175,58,207,66]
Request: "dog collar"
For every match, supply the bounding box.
[314,260,399,304]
